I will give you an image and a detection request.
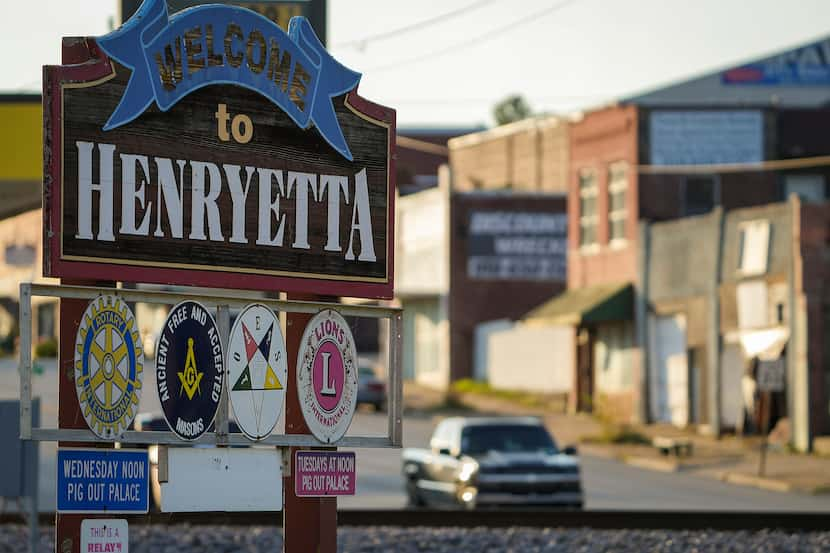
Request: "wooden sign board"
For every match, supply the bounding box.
[44,0,395,299]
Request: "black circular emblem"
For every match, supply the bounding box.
[156,300,224,440]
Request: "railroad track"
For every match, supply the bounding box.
[3,510,829,531]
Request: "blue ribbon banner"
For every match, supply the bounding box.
[96,0,361,160]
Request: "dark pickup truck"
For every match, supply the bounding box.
[401,417,583,509]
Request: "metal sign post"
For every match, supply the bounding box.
[56,279,115,553]
[284,296,336,553]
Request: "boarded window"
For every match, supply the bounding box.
[737,219,770,276]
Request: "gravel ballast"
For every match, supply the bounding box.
[2,524,829,552]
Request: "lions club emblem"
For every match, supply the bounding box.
[74,295,143,439]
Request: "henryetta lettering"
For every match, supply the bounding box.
[43,0,395,298]
[73,142,376,262]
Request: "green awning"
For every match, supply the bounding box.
[523,283,633,326]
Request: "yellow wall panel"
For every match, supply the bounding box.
[0,102,42,181]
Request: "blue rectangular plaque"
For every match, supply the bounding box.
[57,448,149,513]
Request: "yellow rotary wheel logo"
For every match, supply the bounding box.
[74,295,144,439]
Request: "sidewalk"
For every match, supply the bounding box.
[403,383,830,495]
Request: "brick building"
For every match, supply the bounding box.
[449,116,569,194]
[396,117,570,390]
[526,35,830,444]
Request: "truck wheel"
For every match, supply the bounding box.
[406,479,425,508]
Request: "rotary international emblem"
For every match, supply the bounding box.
[74,295,143,439]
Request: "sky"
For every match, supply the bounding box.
[2,0,830,127]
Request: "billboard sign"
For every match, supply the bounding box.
[467,211,567,281]
[649,110,763,166]
[44,0,395,299]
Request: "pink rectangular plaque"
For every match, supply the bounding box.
[294,451,357,497]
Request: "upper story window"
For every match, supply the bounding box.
[4,244,35,267]
[578,169,598,248]
[608,162,628,244]
[737,219,770,276]
[784,174,825,203]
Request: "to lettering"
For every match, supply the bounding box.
[216,103,253,144]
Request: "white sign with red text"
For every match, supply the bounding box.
[81,519,128,553]
[296,310,358,444]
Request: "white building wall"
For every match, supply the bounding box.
[395,166,451,389]
[595,321,636,395]
[485,323,573,394]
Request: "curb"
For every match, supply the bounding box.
[720,472,793,493]
[624,456,679,473]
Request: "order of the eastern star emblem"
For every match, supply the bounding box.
[228,304,287,441]
[74,295,143,439]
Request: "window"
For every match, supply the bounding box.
[578,169,598,248]
[37,303,55,339]
[608,162,628,244]
[684,175,719,216]
[784,174,825,203]
[737,219,770,276]
[5,244,35,267]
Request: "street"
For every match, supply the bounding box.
[3,358,830,512]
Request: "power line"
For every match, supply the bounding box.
[377,95,612,105]
[334,0,496,50]
[367,0,581,73]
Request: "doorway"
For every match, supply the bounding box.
[576,327,595,412]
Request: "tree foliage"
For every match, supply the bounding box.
[492,94,533,126]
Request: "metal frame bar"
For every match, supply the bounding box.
[19,284,32,440]
[18,283,403,449]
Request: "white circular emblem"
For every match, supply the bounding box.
[297,309,358,444]
[74,295,143,439]
[227,304,287,441]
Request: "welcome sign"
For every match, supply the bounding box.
[43,0,395,299]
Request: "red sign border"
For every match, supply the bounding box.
[43,38,396,300]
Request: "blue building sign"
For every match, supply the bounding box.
[723,38,830,86]
[57,449,149,513]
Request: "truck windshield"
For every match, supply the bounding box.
[460,425,558,455]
